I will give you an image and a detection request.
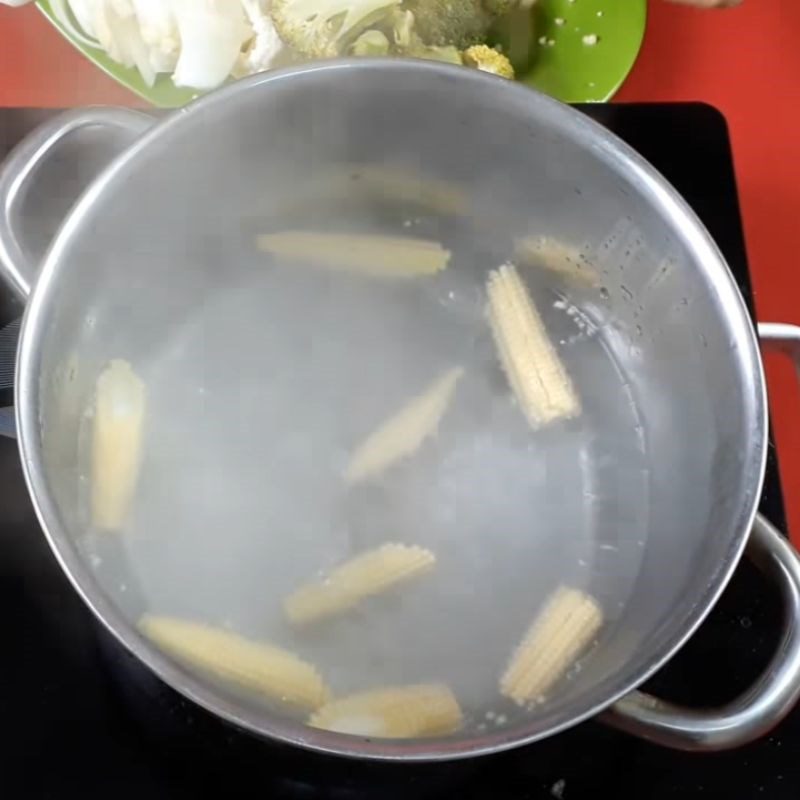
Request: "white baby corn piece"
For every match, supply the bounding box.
[345,367,463,484]
[486,263,580,428]
[500,586,603,706]
[91,359,146,531]
[139,615,330,711]
[309,683,463,738]
[285,543,436,625]
[255,231,451,277]
[515,235,598,287]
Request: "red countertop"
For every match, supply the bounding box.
[1,1,798,540]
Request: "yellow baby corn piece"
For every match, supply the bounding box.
[255,231,451,277]
[139,615,330,711]
[285,543,436,626]
[91,359,146,531]
[309,683,463,738]
[500,586,603,706]
[486,263,580,428]
[515,236,599,287]
[345,366,463,484]
[351,165,470,217]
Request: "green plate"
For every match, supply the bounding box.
[37,0,646,108]
[519,0,647,102]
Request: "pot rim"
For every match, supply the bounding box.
[14,59,768,761]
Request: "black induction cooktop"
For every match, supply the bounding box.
[0,104,796,799]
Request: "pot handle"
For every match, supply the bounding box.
[602,322,800,751]
[0,107,153,300]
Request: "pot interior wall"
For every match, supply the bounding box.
[24,64,765,750]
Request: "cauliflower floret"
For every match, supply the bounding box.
[271,0,401,59]
[66,0,180,78]
[130,0,180,73]
[67,0,249,88]
[170,0,251,89]
[390,6,414,49]
[236,0,286,75]
[65,0,99,38]
[408,41,463,65]
[77,0,164,85]
[350,29,391,56]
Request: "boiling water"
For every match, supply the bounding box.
[77,187,650,734]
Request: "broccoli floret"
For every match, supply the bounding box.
[406,0,490,48]
[394,10,463,64]
[350,29,391,56]
[462,44,515,79]
[484,0,518,13]
[271,0,401,58]
[406,0,521,49]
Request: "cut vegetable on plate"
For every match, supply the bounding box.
[34,0,647,106]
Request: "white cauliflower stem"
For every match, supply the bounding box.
[170,0,251,89]
[237,0,286,75]
[270,0,401,58]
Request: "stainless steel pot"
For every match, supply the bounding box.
[1,61,800,761]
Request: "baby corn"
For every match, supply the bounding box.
[309,683,463,738]
[500,586,603,706]
[255,231,451,277]
[345,367,463,484]
[139,615,330,711]
[285,543,436,626]
[352,165,470,217]
[515,236,598,287]
[91,359,146,531]
[486,263,580,428]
